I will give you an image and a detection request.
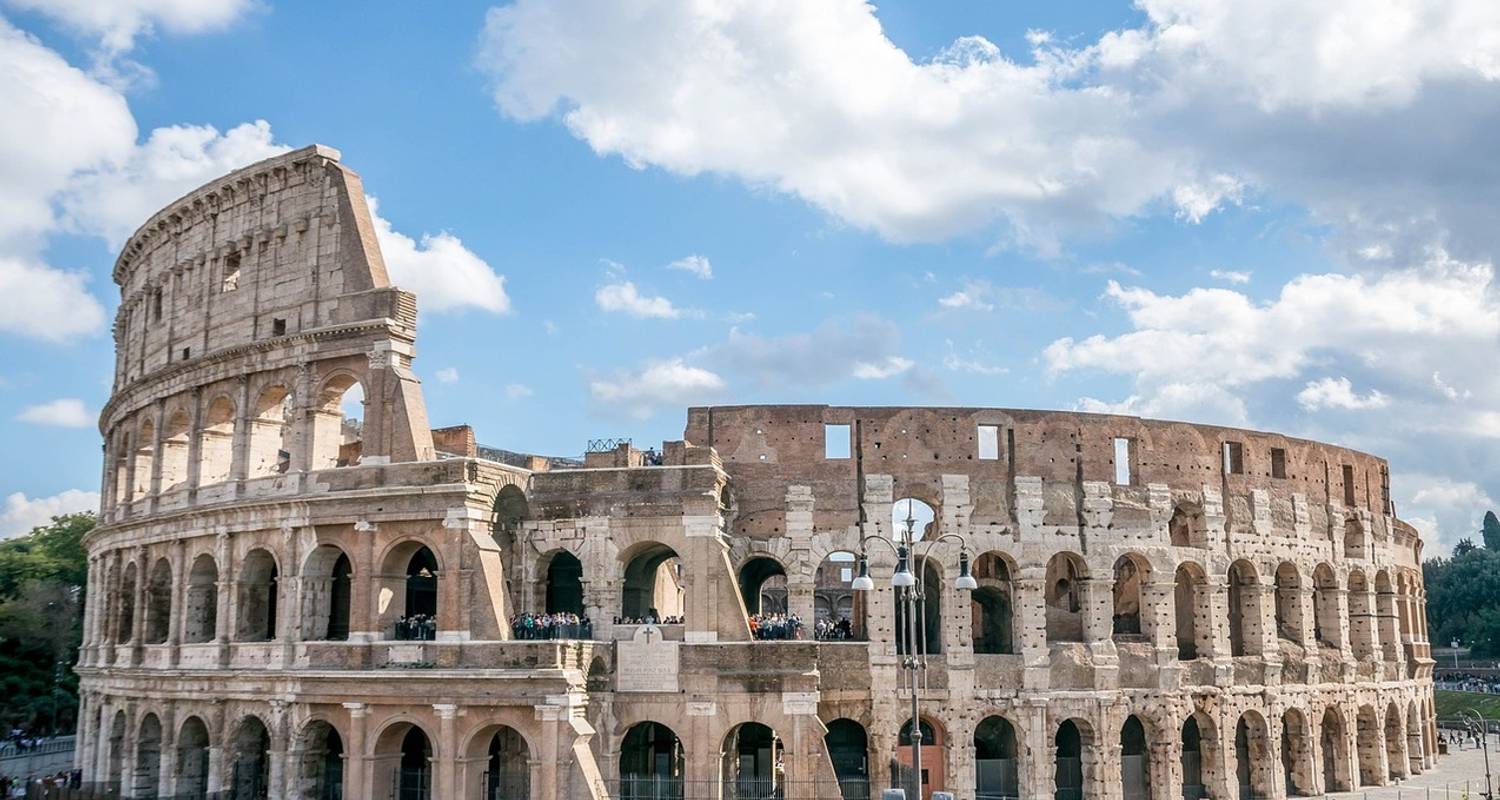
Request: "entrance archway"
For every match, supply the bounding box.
[620,721,684,800]
[1181,715,1207,800]
[1227,561,1261,656]
[236,549,279,642]
[897,717,946,800]
[1281,709,1313,795]
[1175,563,1209,660]
[1121,716,1150,800]
[738,557,787,616]
[230,716,271,800]
[1234,713,1272,800]
[972,553,1014,654]
[825,719,869,800]
[1384,703,1407,781]
[184,554,218,643]
[1356,705,1382,786]
[296,720,344,800]
[621,544,683,622]
[302,545,352,641]
[1053,719,1091,800]
[544,551,585,615]
[480,726,529,800]
[134,713,162,799]
[177,716,211,798]
[722,722,782,800]
[975,716,1019,800]
[814,552,863,640]
[1321,708,1351,792]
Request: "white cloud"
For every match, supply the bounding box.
[1209,269,1251,285]
[505,383,533,399]
[703,316,912,389]
[1076,383,1250,427]
[434,368,460,384]
[937,279,1063,313]
[1172,175,1244,223]
[667,254,713,279]
[15,398,92,427]
[594,281,682,319]
[368,197,511,315]
[0,258,107,342]
[851,357,913,380]
[589,358,726,419]
[1398,474,1496,556]
[1296,377,1390,411]
[3,0,255,56]
[0,489,99,539]
[942,340,1008,376]
[1433,371,1470,401]
[938,287,994,312]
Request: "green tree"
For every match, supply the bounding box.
[1455,538,1479,556]
[0,512,93,733]
[1484,510,1500,551]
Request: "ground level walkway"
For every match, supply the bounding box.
[1331,743,1500,800]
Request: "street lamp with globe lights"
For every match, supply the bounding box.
[852,500,976,800]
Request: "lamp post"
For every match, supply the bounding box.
[852,501,977,800]
[1460,708,1493,800]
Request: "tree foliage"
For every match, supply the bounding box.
[1484,510,1500,551]
[0,512,93,733]
[1425,538,1500,656]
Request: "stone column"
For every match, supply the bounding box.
[1022,702,1052,800]
[147,400,166,506]
[216,533,234,663]
[537,703,563,800]
[229,375,252,487]
[92,697,113,783]
[1149,737,1178,800]
[1015,575,1049,689]
[130,548,148,665]
[206,702,226,794]
[157,704,177,798]
[167,540,185,665]
[434,704,459,799]
[342,703,369,800]
[1083,579,1119,689]
[185,386,203,497]
[1144,579,1177,666]
[267,700,288,794]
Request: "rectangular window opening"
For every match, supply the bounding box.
[1342,464,1356,506]
[1271,448,1287,479]
[180,347,191,361]
[1113,437,1132,485]
[824,423,851,459]
[221,253,241,293]
[977,425,1000,460]
[272,318,287,336]
[151,289,163,323]
[1222,441,1244,475]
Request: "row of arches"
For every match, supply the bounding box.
[107,375,366,508]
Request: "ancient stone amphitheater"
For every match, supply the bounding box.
[75,146,1436,800]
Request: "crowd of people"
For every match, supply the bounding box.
[393,614,437,641]
[814,617,857,641]
[613,615,683,625]
[510,612,592,640]
[0,732,50,756]
[750,612,804,640]
[1435,672,1500,693]
[0,771,80,796]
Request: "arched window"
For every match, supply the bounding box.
[230,716,271,800]
[1281,709,1312,796]
[482,726,529,800]
[402,546,439,639]
[301,545,352,641]
[297,721,344,800]
[133,419,156,499]
[492,485,528,547]
[1174,563,1209,660]
[825,720,869,800]
[1274,562,1303,643]
[183,554,218,644]
[1045,553,1087,643]
[1181,716,1205,800]
[1376,571,1400,661]
[1053,720,1090,800]
[247,385,292,478]
[1355,706,1381,786]
[1384,703,1407,782]
[196,395,236,486]
[815,552,864,641]
[177,717,211,798]
[621,722,684,800]
[1112,555,1147,638]
[134,713,162,798]
[1320,707,1350,792]
[895,558,942,655]
[311,375,364,470]
[236,549,279,642]
[972,553,1014,654]
[1121,716,1150,800]
[722,723,782,799]
[738,556,788,616]
[544,551,585,615]
[1227,560,1261,657]
[1235,713,1273,800]
[975,716,1018,800]
[621,543,683,622]
[1344,516,1365,560]
[117,563,137,644]
[1169,503,1204,548]
[144,557,172,644]
[891,497,936,541]
[159,410,191,493]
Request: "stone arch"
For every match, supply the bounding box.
[896,556,943,655]
[1274,562,1303,643]
[972,552,1015,654]
[1344,516,1366,559]
[1174,562,1211,660]
[975,715,1020,800]
[1053,718,1094,800]
[898,716,947,798]
[1348,569,1375,660]
[117,561,138,643]
[1281,707,1314,796]
[1234,711,1273,800]
[464,723,530,800]
[492,484,528,549]
[196,393,236,486]
[1355,705,1381,786]
[1045,552,1087,643]
[1312,564,1342,649]
[247,384,293,478]
[371,720,432,800]
[721,722,782,795]
[295,719,344,800]
[892,496,937,541]
[1384,702,1406,781]
[310,372,365,469]
[738,555,788,616]
[1170,502,1207,548]
[143,556,172,644]
[814,551,864,640]
[1181,712,1217,800]
[541,549,585,615]
[177,715,212,798]
[1120,715,1151,800]
[1320,706,1351,792]
[826,718,869,799]
[620,721,685,798]
[1112,553,1149,638]
[1227,560,1262,657]
[159,408,192,493]
[236,548,280,642]
[134,712,163,798]
[620,542,683,622]
[107,709,127,787]
[229,715,271,799]
[377,539,443,638]
[302,544,353,641]
[183,553,218,643]
[133,417,156,499]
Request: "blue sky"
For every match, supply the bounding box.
[2,0,1499,553]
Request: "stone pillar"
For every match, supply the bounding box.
[537,704,563,800]
[1083,579,1119,689]
[229,375,252,486]
[215,533,233,662]
[185,386,203,497]
[1022,702,1052,800]
[434,704,459,799]
[1015,575,1049,689]
[167,540,185,665]
[130,548,148,665]
[92,697,113,783]
[1149,737,1178,800]
[342,703,368,800]
[157,704,177,798]
[147,400,166,504]
[1144,579,1177,666]
[267,700,288,795]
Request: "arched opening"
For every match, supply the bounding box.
[1355,706,1381,786]
[897,717,946,799]
[132,419,156,499]
[1175,563,1209,660]
[1384,703,1406,782]
[895,558,942,655]
[111,432,130,507]
[196,395,236,486]
[1169,503,1204,547]
[1312,565,1341,649]
[1181,716,1206,800]
[492,484,528,548]
[891,497,936,541]
[230,716,271,800]
[236,549,279,642]
[814,551,864,640]
[396,726,432,800]
[301,546,352,641]
[1227,560,1261,656]
[310,375,364,469]
[825,719,869,800]
[1348,570,1375,660]
[1121,716,1150,800]
[296,720,344,800]
[1274,563,1303,643]
[1344,516,1365,560]
[738,556,787,616]
[621,543,683,622]
[134,713,162,798]
[1320,707,1350,792]
[247,385,293,478]
[400,546,439,639]
[722,722,782,799]
[1281,709,1312,796]
[184,554,218,643]
[1112,554,1148,638]
[159,410,191,493]
[483,726,529,800]
[1053,719,1091,800]
[1234,713,1272,800]
[620,721,684,800]
[1376,571,1400,662]
[544,551,586,615]
[1045,553,1087,643]
[177,716,211,799]
[144,557,172,644]
[117,562,137,643]
[975,716,1019,800]
[972,552,1014,654]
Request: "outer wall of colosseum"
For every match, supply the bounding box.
[74,145,1436,800]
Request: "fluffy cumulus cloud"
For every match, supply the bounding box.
[1397,474,1497,555]
[1209,269,1251,285]
[589,358,726,419]
[367,197,511,315]
[0,258,106,341]
[2,0,255,55]
[594,281,683,319]
[0,489,99,539]
[667,254,713,279]
[15,398,92,427]
[478,0,1500,259]
[1296,377,1390,411]
[1076,383,1250,427]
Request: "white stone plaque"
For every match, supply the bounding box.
[616,625,680,693]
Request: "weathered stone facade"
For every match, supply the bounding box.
[76,147,1436,800]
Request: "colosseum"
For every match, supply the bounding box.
[74,145,1437,800]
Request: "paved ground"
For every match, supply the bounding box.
[1329,744,1500,800]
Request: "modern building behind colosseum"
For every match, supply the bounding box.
[75,145,1436,800]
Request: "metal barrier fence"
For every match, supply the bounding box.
[603,779,875,800]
